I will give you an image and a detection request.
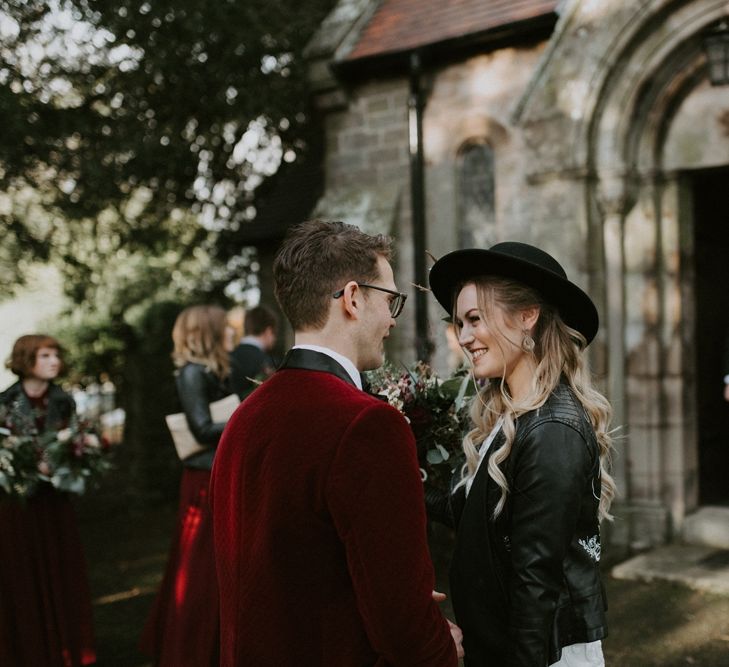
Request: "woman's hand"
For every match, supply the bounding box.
[447,619,465,659]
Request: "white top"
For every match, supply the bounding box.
[549,641,604,666]
[292,344,362,390]
[465,417,504,496]
[239,335,265,350]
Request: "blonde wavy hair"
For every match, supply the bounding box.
[172,305,231,379]
[456,277,615,522]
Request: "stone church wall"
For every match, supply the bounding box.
[309,0,729,548]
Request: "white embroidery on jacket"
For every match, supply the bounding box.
[578,535,601,562]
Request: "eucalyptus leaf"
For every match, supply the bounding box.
[455,373,476,410]
[439,377,463,399]
[427,449,445,464]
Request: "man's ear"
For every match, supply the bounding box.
[341,281,361,320]
[264,326,277,348]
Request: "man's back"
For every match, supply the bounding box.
[211,366,456,667]
[229,342,272,398]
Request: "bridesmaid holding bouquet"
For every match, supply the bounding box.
[0,334,96,667]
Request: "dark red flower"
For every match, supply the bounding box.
[407,405,431,439]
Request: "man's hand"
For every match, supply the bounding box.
[432,590,447,603]
[723,383,729,402]
[432,591,464,659]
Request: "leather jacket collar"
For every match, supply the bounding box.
[0,381,73,433]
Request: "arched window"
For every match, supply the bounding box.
[457,140,495,248]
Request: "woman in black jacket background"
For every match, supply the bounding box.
[428,243,615,667]
[141,305,234,666]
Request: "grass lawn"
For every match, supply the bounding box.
[603,577,729,666]
[79,499,729,666]
[80,500,176,667]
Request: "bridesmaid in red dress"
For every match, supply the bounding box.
[140,305,234,666]
[0,334,96,667]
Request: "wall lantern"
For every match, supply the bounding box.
[704,21,729,86]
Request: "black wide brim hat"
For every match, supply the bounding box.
[428,241,599,345]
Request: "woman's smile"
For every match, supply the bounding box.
[455,283,537,400]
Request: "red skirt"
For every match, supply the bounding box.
[0,486,96,667]
[140,468,219,666]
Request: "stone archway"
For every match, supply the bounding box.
[584,0,729,544]
[515,0,729,547]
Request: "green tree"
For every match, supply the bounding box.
[1,0,333,296]
[0,0,335,502]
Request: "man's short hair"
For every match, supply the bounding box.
[244,305,278,336]
[274,220,393,331]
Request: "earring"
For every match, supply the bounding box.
[522,330,535,352]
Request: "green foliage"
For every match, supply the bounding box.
[0,0,335,304]
[54,310,131,384]
[0,0,335,499]
[0,428,41,498]
[52,233,234,385]
[365,362,476,491]
[0,399,113,500]
[1,0,335,360]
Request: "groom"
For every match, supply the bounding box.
[211,220,460,666]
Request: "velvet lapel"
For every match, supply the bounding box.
[278,348,358,389]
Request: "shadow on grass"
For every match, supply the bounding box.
[79,496,177,667]
[77,496,729,667]
[603,576,729,667]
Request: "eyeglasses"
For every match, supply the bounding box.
[333,283,408,319]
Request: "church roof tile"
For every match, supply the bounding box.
[345,0,559,61]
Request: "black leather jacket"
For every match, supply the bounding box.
[0,381,75,434]
[175,362,231,470]
[443,382,607,666]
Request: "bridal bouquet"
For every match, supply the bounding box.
[364,362,474,491]
[0,401,113,500]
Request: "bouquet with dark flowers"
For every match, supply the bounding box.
[364,362,475,491]
[0,399,113,500]
[0,427,40,499]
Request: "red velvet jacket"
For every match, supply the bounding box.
[211,349,457,666]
